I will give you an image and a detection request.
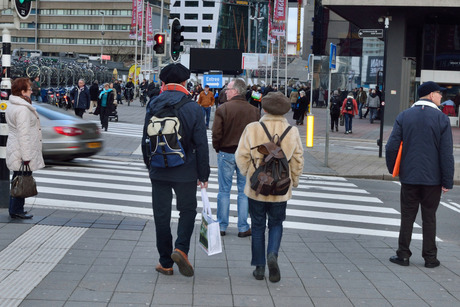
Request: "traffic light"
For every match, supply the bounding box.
[170,18,184,62]
[14,0,34,19]
[153,33,166,56]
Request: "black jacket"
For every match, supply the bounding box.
[142,90,210,183]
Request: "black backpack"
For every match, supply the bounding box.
[331,96,341,115]
[146,96,190,168]
[345,98,353,111]
[250,122,292,196]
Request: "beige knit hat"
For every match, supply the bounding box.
[261,92,291,115]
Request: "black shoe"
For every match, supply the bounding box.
[267,253,280,282]
[253,266,265,280]
[220,231,226,236]
[238,229,251,238]
[10,213,33,219]
[389,255,409,266]
[425,259,440,268]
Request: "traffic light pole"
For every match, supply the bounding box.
[0,25,14,208]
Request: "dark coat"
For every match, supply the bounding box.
[385,100,454,189]
[89,83,100,101]
[70,85,90,110]
[95,90,115,114]
[142,90,210,183]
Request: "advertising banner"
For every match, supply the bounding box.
[271,0,286,37]
[137,0,143,40]
[146,5,153,46]
[129,0,137,39]
[366,56,384,83]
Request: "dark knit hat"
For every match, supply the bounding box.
[159,63,190,84]
[261,91,291,115]
[418,81,446,98]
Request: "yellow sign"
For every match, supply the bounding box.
[306,115,314,148]
[0,103,7,110]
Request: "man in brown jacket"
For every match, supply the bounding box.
[198,85,215,129]
[212,79,260,238]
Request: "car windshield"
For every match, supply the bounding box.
[34,104,76,121]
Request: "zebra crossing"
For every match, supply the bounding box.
[27,158,424,239]
[92,120,214,144]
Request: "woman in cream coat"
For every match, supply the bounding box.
[6,77,45,219]
[236,91,304,283]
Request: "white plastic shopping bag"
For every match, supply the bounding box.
[198,188,222,256]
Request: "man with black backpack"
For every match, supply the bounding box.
[329,90,341,132]
[340,92,359,134]
[235,91,304,283]
[141,63,210,278]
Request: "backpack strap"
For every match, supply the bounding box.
[173,95,192,110]
[279,126,292,143]
[259,122,272,140]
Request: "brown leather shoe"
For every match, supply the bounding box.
[171,248,194,277]
[155,263,173,275]
[238,229,252,238]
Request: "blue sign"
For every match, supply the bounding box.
[203,74,223,88]
[329,43,337,69]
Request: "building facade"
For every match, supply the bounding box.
[1,0,170,63]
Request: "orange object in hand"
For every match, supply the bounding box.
[392,141,403,177]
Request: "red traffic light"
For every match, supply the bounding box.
[153,33,166,56]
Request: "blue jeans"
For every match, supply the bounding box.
[249,198,287,266]
[358,103,364,118]
[369,108,378,123]
[151,180,197,268]
[217,151,249,232]
[344,113,353,132]
[9,171,29,215]
[202,106,211,128]
[31,95,42,102]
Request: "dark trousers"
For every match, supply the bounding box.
[9,171,31,215]
[397,184,442,261]
[330,114,339,130]
[75,108,85,118]
[151,180,197,268]
[99,106,109,130]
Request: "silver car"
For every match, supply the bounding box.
[34,103,103,161]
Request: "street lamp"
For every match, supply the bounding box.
[250,16,264,53]
[100,11,105,64]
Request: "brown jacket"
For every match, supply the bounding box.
[197,90,215,107]
[212,95,260,153]
[236,114,304,202]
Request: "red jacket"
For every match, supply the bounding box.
[341,97,359,115]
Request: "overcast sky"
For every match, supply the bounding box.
[287,7,304,43]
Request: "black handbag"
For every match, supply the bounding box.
[11,162,38,198]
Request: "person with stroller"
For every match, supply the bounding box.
[95,83,114,131]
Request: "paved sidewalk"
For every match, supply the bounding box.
[1,207,460,306]
[0,104,459,306]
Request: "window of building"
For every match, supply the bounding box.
[203,1,215,7]
[184,14,198,20]
[184,1,198,7]
[184,39,197,43]
[184,26,198,32]
[202,39,211,44]
[203,14,213,20]
[170,13,180,19]
[173,1,180,7]
[202,26,212,33]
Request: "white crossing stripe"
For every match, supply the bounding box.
[30,158,426,240]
